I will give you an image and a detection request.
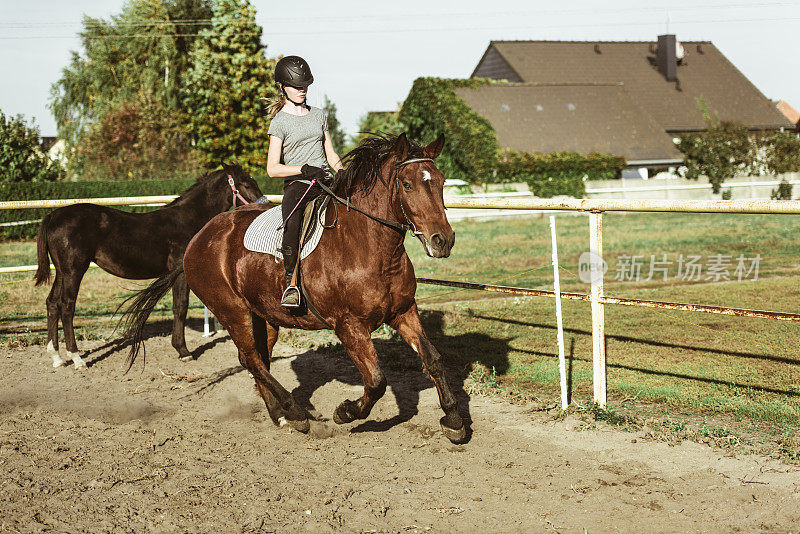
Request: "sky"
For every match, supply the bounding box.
[2,0,799,138]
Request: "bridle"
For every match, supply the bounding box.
[309,157,435,236]
[392,157,435,237]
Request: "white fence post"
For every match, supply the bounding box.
[202,306,216,337]
[589,211,607,407]
[549,216,568,410]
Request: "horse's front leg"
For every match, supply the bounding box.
[332,318,387,424]
[390,303,467,444]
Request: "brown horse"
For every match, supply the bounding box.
[34,164,263,369]
[121,133,467,443]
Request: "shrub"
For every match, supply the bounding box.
[757,131,800,175]
[497,150,625,198]
[677,120,756,194]
[770,178,793,200]
[0,111,62,183]
[399,77,500,185]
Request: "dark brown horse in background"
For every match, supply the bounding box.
[34,164,263,369]
[121,134,467,443]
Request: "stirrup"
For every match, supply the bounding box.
[281,285,301,308]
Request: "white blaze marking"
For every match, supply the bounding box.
[422,170,431,182]
[411,343,418,353]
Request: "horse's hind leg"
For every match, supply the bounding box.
[390,304,466,444]
[249,312,287,425]
[216,305,310,433]
[45,273,65,367]
[170,271,192,361]
[59,262,89,369]
[332,318,387,424]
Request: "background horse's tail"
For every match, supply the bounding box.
[118,265,185,372]
[33,213,52,286]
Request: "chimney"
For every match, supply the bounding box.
[657,34,677,81]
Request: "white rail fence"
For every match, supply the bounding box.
[4,195,800,408]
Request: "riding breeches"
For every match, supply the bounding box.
[281,180,324,275]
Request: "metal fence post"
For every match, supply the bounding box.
[589,211,607,407]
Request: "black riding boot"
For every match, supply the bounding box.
[280,244,301,307]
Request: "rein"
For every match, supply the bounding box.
[305,157,435,236]
[228,174,250,207]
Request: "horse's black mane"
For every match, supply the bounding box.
[331,134,424,197]
[167,164,246,206]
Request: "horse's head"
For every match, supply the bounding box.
[391,133,455,258]
[221,163,263,204]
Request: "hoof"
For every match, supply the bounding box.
[286,417,310,434]
[333,400,359,425]
[179,355,194,362]
[440,419,467,444]
[66,351,87,370]
[47,341,64,367]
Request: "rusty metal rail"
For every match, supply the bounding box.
[416,278,800,322]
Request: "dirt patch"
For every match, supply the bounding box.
[1,331,799,532]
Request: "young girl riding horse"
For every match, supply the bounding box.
[266,55,343,307]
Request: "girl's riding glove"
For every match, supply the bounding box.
[300,164,326,180]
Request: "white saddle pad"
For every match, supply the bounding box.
[243,204,325,260]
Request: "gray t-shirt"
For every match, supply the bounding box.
[267,107,328,169]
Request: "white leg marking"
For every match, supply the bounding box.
[67,351,87,370]
[48,341,65,368]
[278,416,288,427]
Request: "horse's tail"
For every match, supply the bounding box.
[118,265,185,372]
[33,213,52,286]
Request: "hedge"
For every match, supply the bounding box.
[399,77,500,184]
[0,175,282,241]
[497,150,626,198]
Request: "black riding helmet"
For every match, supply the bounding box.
[274,55,314,89]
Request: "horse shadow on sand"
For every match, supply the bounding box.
[288,309,513,440]
[82,317,228,368]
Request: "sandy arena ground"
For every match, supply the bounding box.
[1,326,799,533]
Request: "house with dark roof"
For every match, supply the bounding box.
[466,35,794,173]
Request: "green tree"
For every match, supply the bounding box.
[346,109,405,153]
[49,0,213,176]
[0,111,61,183]
[182,0,277,169]
[323,96,347,155]
[677,121,756,194]
[76,97,201,180]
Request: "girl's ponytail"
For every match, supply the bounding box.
[267,89,286,118]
